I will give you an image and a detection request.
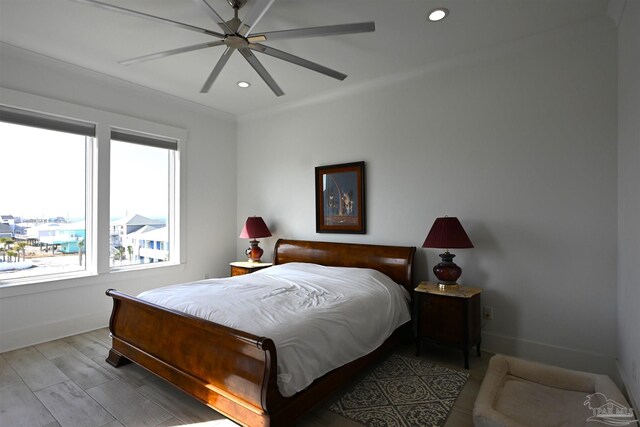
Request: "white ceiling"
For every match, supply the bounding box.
[0,0,609,115]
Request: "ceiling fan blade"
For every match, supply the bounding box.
[239,48,284,96]
[191,0,234,34]
[238,0,276,36]
[119,41,225,65]
[253,21,375,42]
[200,47,236,93]
[250,44,346,81]
[72,0,225,39]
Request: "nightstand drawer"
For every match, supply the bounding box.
[417,294,468,347]
[230,262,272,277]
[231,265,250,277]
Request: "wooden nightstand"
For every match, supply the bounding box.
[414,282,482,369]
[230,261,272,277]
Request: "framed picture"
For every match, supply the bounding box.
[315,161,365,234]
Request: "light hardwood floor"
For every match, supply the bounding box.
[0,328,489,427]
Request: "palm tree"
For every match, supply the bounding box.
[113,246,126,265]
[127,245,134,263]
[119,246,126,263]
[78,238,85,266]
[0,237,13,249]
[6,250,17,263]
[15,242,27,261]
[0,238,14,262]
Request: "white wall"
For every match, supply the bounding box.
[617,1,640,407]
[0,44,238,352]
[237,25,619,375]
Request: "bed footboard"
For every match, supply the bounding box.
[105,289,283,427]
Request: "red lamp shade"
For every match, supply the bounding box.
[422,217,473,286]
[239,216,272,239]
[422,217,473,249]
[240,216,271,263]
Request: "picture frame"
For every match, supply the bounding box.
[315,161,365,234]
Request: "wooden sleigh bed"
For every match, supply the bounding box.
[105,239,416,426]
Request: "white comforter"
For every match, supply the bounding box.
[137,262,411,397]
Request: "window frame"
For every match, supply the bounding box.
[109,128,180,271]
[0,107,95,280]
[0,88,186,293]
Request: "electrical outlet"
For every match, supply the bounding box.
[483,306,493,321]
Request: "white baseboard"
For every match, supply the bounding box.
[0,310,111,353]
[482,332,619,384]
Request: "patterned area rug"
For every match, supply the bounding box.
[329,353,469,426]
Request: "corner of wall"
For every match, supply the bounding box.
[482,332,619,383]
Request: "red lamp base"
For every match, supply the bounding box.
[246,239,264,263]
[433,251,462,286]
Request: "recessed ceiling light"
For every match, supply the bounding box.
[427,8,449,22]
[237,81,251,88]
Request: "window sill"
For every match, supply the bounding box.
[108,261,180,275]
[0,261,185,299]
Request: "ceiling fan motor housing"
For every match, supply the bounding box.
[227,0,247,10]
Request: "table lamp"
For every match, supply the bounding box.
[239,216,272,263]
[422,216,474,288]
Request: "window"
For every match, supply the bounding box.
[0,101,183,286]
[110,130,177,268]
[0,106,93,282]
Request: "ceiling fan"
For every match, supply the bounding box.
[74,0,375,96]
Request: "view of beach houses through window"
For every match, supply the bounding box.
[0,121,172,282]
[110,139,171,269]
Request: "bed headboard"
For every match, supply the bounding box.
[273,239,416,293]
